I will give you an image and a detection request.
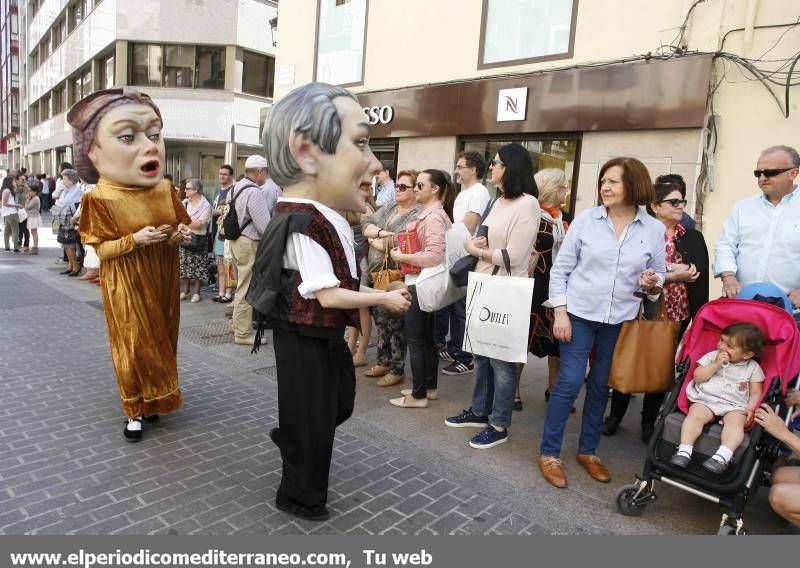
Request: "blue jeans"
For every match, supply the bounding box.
[471,355,517,429]
[540,314,622,457]
[434,298,473,364]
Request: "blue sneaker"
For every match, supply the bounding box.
[469,426,508,449]
[445,409,489,428]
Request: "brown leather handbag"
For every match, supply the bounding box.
[608,300,681,394]
[370,242,404,290]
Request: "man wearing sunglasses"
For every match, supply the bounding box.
[714,145,800,310]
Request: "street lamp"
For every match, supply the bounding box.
[269,16,278,47]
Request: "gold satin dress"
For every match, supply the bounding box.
[79,178,191,418]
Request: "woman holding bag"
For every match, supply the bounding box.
[179,179,211,303]
[603,174,709,442]
[538,157,665,489]
[362,171,422,386]
[445,143,540,449]
[387,169,453,407]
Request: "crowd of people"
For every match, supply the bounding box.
[3,81,799,529]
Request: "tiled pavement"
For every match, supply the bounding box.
[0,250,791,535]
[0,271,547,535]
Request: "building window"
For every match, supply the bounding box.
[478,0,578,69]
[52,86,65,114]
[30,102,39,125]
[81,68,92,98]
[164,45,194,88]
[53,19,67,48]
[82,0,92,17]
[314,0,367,86]
[131,44,162,87]
[10,12,19,34]
[195,46,225,89]
[242,50,274,98]
[68,1,83,32]
[130,44,226,89]
[40,94,51,121]
[99,54,115,89]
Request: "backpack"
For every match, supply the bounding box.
[220,183,258,241]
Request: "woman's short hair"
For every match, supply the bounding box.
[598,157,655,206]
[61,169,80,184]
[654,173,687,201]
[186,178,203,193]
[396,169,419,185]
[535,168,568,208]
[497,143,537,199]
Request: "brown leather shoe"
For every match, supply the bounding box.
[364,365,389,377]
[376,373,404,387]
[576,453,611,482]
[538,456,567,488]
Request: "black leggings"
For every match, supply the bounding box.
[405,286,438,399]
[18,219,29,248]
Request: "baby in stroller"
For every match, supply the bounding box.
[670,322,766,474]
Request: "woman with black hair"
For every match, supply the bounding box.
[388,169,454,408]
[445,143,541,449]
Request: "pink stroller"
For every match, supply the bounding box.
[616,298,800,534]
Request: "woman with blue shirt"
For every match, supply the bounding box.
[538,157,666,489]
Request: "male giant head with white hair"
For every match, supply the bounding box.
[249,83,410,523]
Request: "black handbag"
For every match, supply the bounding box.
[180,233,208,254]
[56,227,78,245]
[449,197,498,287]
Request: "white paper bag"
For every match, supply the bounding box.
[18,208,27,223]
[462,271,535,363]
[415,225,470,312]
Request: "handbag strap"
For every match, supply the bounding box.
[491,249,512,276]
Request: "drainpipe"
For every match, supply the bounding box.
[743,0,760,57]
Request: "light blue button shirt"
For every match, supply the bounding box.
[376,180,396,207]
[714,186,800,294]
[547,206,666,324]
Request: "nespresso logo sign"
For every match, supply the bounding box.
[363,105,394,125]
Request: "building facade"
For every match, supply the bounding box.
[11,0,277,192]
[0,0,21,171]
[274,0,800,291]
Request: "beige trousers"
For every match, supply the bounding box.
[230,236,259,339]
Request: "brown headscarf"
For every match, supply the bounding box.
[67,87,163,184]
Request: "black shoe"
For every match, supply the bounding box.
[513,398,523,412]
[702,456,729,474]
[670,452,690,468]
[59,269,72,275]
[143,414,160,423]
[269,427,281,448]
[641,422,655,444]
[123,418,143,442]
[68,271,81,277]
[602,416,621,436]
[275,497,330,521]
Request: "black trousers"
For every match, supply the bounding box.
[273,328,355,513]
[18,220,29,248]
[405,286,437,399]
[608,391,666,427]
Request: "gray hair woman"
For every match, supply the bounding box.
[54,169,85,276]
[179,178,212,302]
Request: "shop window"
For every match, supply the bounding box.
[242,50,274,98]
[131,43,162,87]
[164,45,194,88]
[461,137,580,213]
[314,0,367,86]
[195,46,225,89]
[479,0,578,69]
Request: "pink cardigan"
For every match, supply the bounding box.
[403,201,452,268]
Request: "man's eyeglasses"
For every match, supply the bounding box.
[657,198,687,208]
[396,184,414,191]
[454,164,469,170]
[489,159,504,167]
[753,167,797,178]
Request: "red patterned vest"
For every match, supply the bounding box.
[281,202,360,334]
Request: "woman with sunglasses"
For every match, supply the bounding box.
[445,143,540,448]
[387,170,454,408]
[604,174,709,442]
[362,172,422,386]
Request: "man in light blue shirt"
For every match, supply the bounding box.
[714,145,800,310]
[375,161,396,207]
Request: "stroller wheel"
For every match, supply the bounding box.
[616,484,649,517]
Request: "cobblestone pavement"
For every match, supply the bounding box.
[0,242,791,535]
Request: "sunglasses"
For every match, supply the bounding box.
[396,184,414,191]
[490,159,504,167]
[657,198,687,208]
[753,167,797,178]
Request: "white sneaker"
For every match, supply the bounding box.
[179,292,187,301]
[190,294,201,303]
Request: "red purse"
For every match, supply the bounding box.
[396,229,421,275]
